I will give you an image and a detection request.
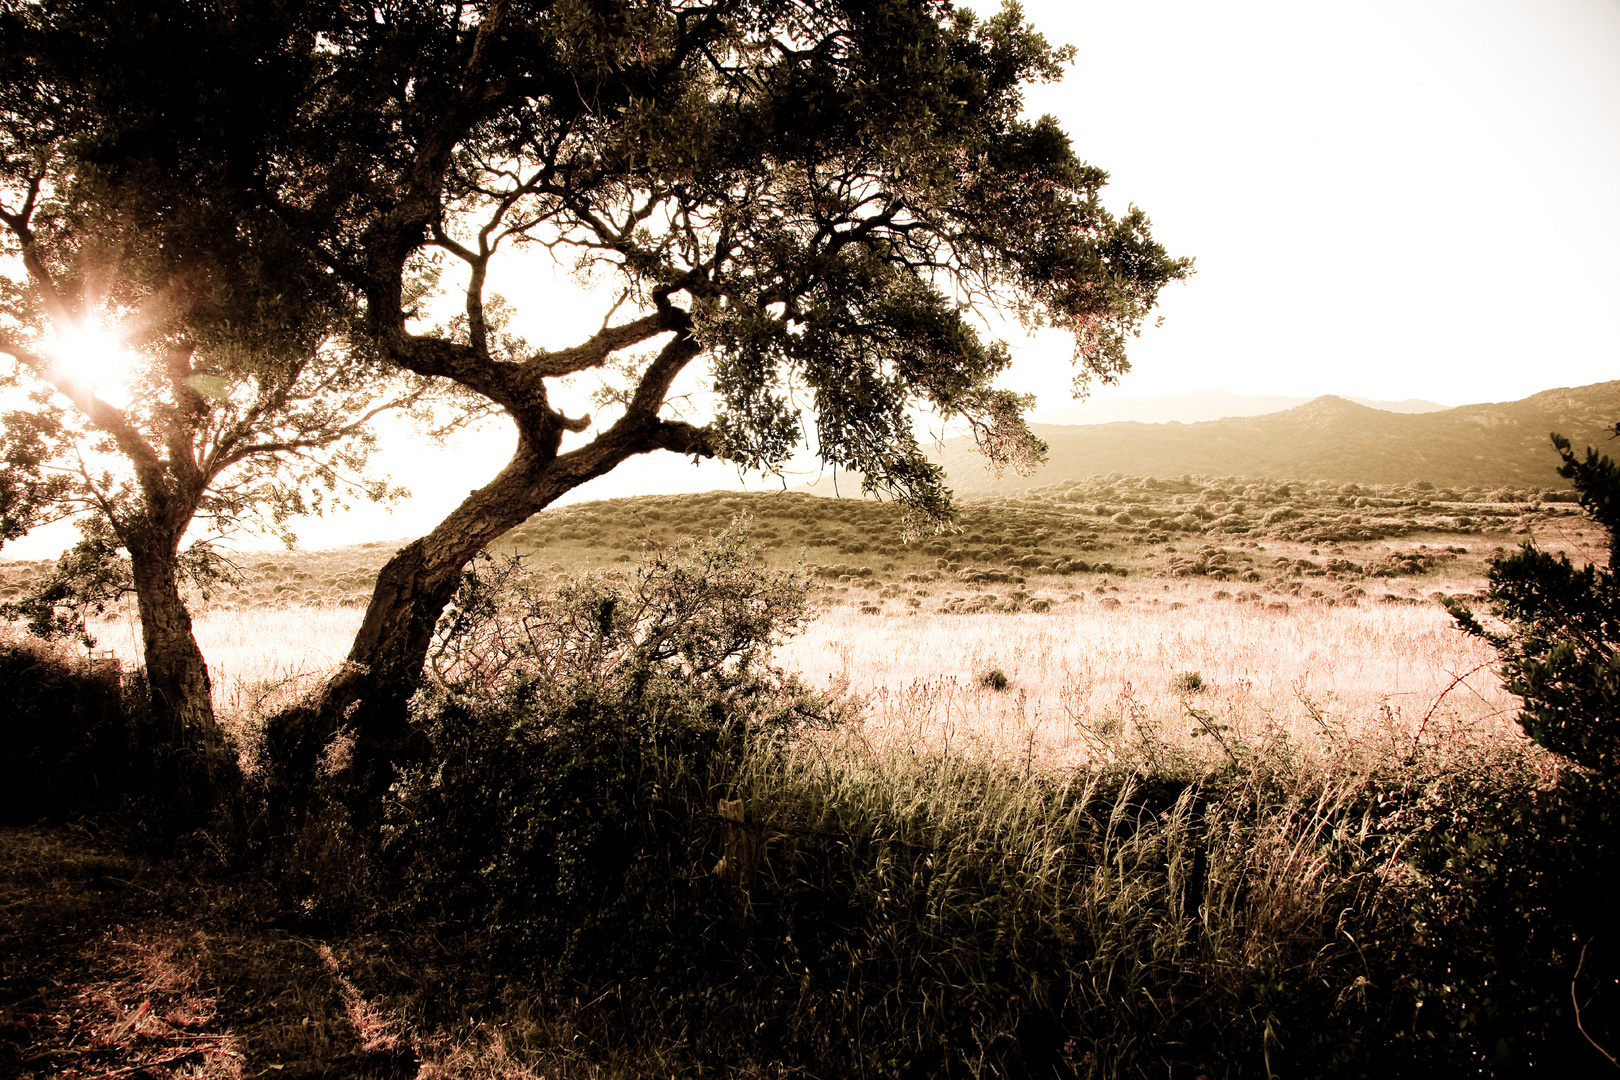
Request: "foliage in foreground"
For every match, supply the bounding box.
[1431,431,1620,1072]
[255,527,1610,1078]
[0,629,217,834]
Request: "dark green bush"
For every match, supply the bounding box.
[976,665,1010,691]
[1430,431,1620,1072]
[1406,763,1617,1074]
[0,630,135,823]
[372,524,838,967]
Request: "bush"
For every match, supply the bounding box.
[1449,432,1620,781]
[976,665,1010,691]
[1406,763,1617,1073]
[0,629,202,830]
[365,523,842,963]
[0,631,133,823]
[1431,431,1620,1070]
[1170,670,1204,694]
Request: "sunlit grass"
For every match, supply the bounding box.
[776,585,1519,770]
[88,573,1519,780]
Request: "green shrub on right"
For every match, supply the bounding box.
[1450,432,1619,780]
[1427,431,1620,1073]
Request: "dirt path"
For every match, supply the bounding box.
[0,826,417,1079]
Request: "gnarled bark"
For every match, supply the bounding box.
[125,525,237,822]
[264,345,715,800]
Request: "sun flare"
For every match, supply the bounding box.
[48,324,136,391]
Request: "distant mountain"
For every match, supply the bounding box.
[806,381,1620,496]
[1029,388,1448,426]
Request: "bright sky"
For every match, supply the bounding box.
[1000,0,1620,410]
[7,0,1618,559]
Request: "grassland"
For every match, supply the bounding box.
[3,475,1611,1078]
[26,472,1591,759]
[6,470,1596,614]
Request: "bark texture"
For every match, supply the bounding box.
[126,524,236,821]
[264,338,714,799]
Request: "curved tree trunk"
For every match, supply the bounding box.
[263,333,711,806]
[126,527,236,823]
[265,432,570,797]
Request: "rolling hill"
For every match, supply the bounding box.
[1029,388,1447,425]
[810,381,1620,497]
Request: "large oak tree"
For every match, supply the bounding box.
[5,0,1191,803]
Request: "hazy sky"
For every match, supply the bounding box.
[8,0,1619,558]
[993,0,1620,412]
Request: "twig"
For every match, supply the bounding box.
[100,875,162,897]
[1573,939,1620,1069]
[1408,661,1494,759]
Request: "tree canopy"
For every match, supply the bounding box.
[0,0,442,810]
[2,0,1191,801]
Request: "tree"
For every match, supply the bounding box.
[1448,432,1620,782]
[0,1,435,815]
[265,0,1191,795]
[5,0,1191,798]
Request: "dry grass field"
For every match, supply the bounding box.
[83,541,1519,776]
[43,471,1591,776]
[782,589,1518,771]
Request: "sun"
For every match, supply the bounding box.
[48,323,138,392]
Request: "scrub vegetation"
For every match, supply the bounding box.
[3,446,1616,1078]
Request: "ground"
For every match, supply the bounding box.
[0,476,1607,1077]
[0,825,602,1080]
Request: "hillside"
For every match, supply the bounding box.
[813,381,1619,497]
[1030,388,1447,425]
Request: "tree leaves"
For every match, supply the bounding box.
[1449,431,1620,782]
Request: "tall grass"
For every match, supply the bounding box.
[779,598,1519,771]
[366,664,1507,1078]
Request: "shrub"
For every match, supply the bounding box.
[1448,433,1620,781]
[1170,670,1204,694]
[0,631,133,823]
[976,665,1010,691]
[271,497,1620,1075]
[369,522,843,961]
[0,629,204,831]
[1430,431,1620,1070]
[1406,761,1617,1073]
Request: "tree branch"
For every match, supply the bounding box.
[0,335,165,476]
[525,310,678,378]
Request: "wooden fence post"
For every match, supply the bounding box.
[713,798,757,893]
